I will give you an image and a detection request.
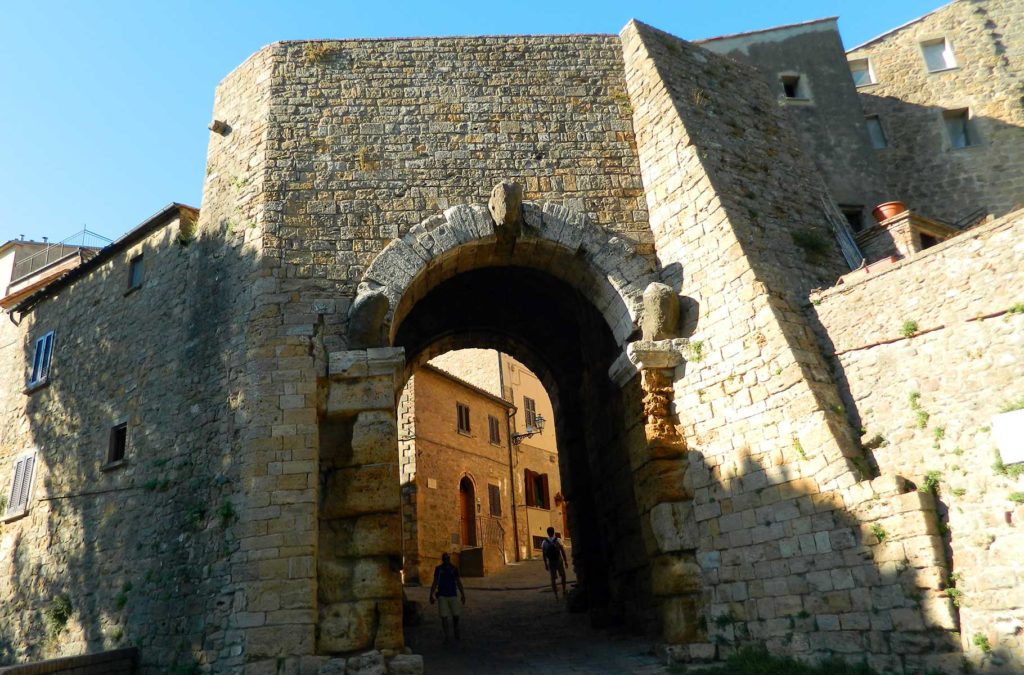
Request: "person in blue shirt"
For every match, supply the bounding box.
[429,552,467,642]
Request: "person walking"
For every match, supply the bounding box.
[541,526,568,600]
[429,552,466,642]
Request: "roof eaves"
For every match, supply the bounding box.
[698,16,838,44]
[420,363,514,409]
[10,202,198,316]
[846,1,957,52]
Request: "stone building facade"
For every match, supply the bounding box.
[0,2,1022,673]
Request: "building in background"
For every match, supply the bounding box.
[401,351,566,580]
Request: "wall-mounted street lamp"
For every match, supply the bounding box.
[511,414,546,445]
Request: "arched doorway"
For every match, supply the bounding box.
[318,198,699,654]
[459,476,477,547]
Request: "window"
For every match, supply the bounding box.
[919,232,940,250]
[4,451,36,519]
[840,206,865,233]
[849,58,876,87]
[524,397,537,430]
[107,423,128,466]
[456,402,471,434]
[944,109,978,148]
[865,116,887,149]
[488,415,501,445]
[128,255,144,291]
[28,331,55,388]
[488,483,502,516]
[524,469,550,509]
[921,38,956,72]
[779,74,810,100]
[532,536,546,550]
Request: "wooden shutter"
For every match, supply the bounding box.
[488,484,501,516]
[8,455,34,514]
[540,473,550,509]
[524,469,534,506]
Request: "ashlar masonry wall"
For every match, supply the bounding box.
[811,211,1024,672]
[621,21,960,672]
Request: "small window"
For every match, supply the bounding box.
[488,484,501,516]
[944,109,978,148]
[524,469,550,509]
[128,255,144,291]
[107,423,128,465]
[780,74,810,100]
[849,58,876,87]
[4,452,37,519]
[919,232,940,250]
[524,397,537,430]
[865,116,887,149]
[488,415,501,445]
[921,38,956,72]
[28,331,55,388]
[840,206,865,233]
[456,403,471,434]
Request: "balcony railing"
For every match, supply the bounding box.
[11,229,111,282]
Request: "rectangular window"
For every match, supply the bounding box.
[921,38,956,72]
[865,116,887,149]
[128,255,144,290]
[28,331,55,388]
[488,415,501,445]
[779,74,809,100]
[532,535,546,550]
[107,423,128,465]
[848,58,876,87]
[840,206,865,233]
[944,109,977,148]
[524,397,537,430]
[488,483,501,516]
[524,469,550,509]
[456,402,471,434]
[5,452,36,519]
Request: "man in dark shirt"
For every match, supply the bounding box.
[429,552,467,642]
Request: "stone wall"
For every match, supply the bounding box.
[620,22,961,671]
[0,207,259,672]
[847,0,1024,224]
[700,20,890,229]
[811,211,1024,671]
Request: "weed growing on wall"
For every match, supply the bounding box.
[900,320,919,338]
[973,634,992,654]
[993,451,1024,480]
[870,523,887,543]
[920,471,942,494]
[43,596,72,637]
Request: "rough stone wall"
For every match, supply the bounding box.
[847,0,1024,224]
[700,20,890,226]
[402,367,516,582]
[811,211,1024,671]
[0,211,257,672]
[621,22,959,671]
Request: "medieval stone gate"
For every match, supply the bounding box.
[318,192,701,651]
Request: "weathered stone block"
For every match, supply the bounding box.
[651,553,703,596]
[322,464,400,519]
[318,602,377,653]
[649,501,699,553]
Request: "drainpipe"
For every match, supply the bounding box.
[498,353,522,562]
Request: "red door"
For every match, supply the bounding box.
[460,477,477,546]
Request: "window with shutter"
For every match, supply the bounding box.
[5,452,37,519]
[488,484,501,516]
[28,332,55,388]
[488,415,501,445]
[457,403,471,434]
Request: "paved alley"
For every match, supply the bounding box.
[403,558,670,674]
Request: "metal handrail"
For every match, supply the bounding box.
[11,229,111,282]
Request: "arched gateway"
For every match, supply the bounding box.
[318,186,701,654]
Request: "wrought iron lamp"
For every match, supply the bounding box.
[511,414,546,445]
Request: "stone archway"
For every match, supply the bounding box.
[318,186,702,656]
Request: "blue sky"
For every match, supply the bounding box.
[0,0,941,245]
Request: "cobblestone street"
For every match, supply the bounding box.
[404,558,670,674]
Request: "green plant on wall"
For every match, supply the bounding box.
[900,320,919,338]
[920,470,942,494]
[793,438,807,460]
[999,396,1024,413]
[909,391,930,429]
[973,634,992,654]
[43,596,72,637]
[688,340,705,363]
[870,523,887,543]
[1009,492,1024,504]
[993,451,1024,480]
[791,229,830,258]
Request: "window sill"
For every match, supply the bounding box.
[948,143,984,152]
[23,378,51,395]
[926,66,958,75]
[854,82,879,89]
[123,285,142,297]
[101,459,127,472]
[780,97,814,106]
[2,509,29,524]
[457,430,472,437]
